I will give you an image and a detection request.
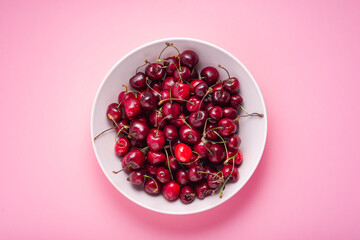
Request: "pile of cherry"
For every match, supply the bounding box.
[95,42,263,204]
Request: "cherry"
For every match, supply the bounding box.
[163,125,178,142]
[180,185,195,204]
[121,158,132,174]
[226,150,243,166]
[195,181,212,199]
[208,106,223,122]
[145,63,165,81]
[187,154,200,169]
[200,67,219,85]
[144,178,161,194]
[129,72,147,91]
[149,111,167,129]
[189,79,205,93]
[208,144,226,164]
[205,102,215,113]
[140,91,158,110]
[162,102,181,120]
[190,68,199,80]
[194,82,209,98]
[130,138,146,148]
[175,143,193,163]
[174,66,191,82]
[123,97,142,119]
[162,181,180,201]
[223,78,240,94]
[203,165,217,174]
[176,169,190,185]
[146,129,165,152]
[162,76,177,91]
[165,155,179,171]
[227,134,241,150]
[179,125,201,144]
[180,50,199,69]
[223,107,237,120]
[186,96,203,112]
[212,90,230,105]
[188,166,205,182]
[116,118,130,134]
[106,103,122,122]
[164,57,179,76]
[129,120,149,141]
[118,91,135,106]
[144,164,158,176]
[222,164,239,182]
[171,82,191,100]
[218,118,237,137]
[212,82,223,91]
[123,149,145,170]
[188,110,208,128]
[160,90,171,104]
[207,172,223,189]
[205,124,220,140]
[128,171,144,185]
[193,141,210,159]
[230,95,243,109]
[150,82,162,96]
[169,113,186,128]
[115,138,130,156]
[147,151,166,165]
[156,166,171,184]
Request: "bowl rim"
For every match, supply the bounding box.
[91,37,268,215]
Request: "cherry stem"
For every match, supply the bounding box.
[94,126,116,141]
[143,175,159,192]
[158,98,194,105]
[164,148,174,180]
[233,106,264,121]
[112,164,131,174]
[157,115,171,133]
[223,150,238,165]
[115,126,125,142]
[214,131,229,163]
[141,146,149,152]
[197,89,213,116]
[203,126,224,136]
[180,154,199,166]
[135,61,148,74]
[218,65,231,79]
[145,77,161,97]
[201,138,213,155]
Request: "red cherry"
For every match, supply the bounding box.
[147,151,166,165]
[200,67,219,85]
[222,164,239,182]
[186,96,203,112]
[114,138,130,156]
[169,113,186,128]
[164,57,179,76]
[218,118,237,137]
[179,125,201,144]
[176,169,190,185]
[123,149,145,170]
[145,63,165,81]
[162,102,181,120]
[156,166,171,184]
[188,165,205,182]
[193,141,210,159]
[171,82,191,100]
[129,73,147,91]
[180,50,199,69]
[123,98,142,119]
[180,185,195,204]
[195,181,212,199]
[128,171,144,185]
[175,143,193,163]
[165,155,179,171]
[118,91,135,106]
[189,79,205,93]
[230,95,243,109]
[207,172,223,189]
[107,103,122,122]
[146,129,165,152]
[227,135,241,149]
[208,144,226,164]
[144,178,161,194]
[162,181,180,201]
[223,107,237,120]
[223,77,240,94]
[162,76,177,91]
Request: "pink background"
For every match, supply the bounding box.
[1,0,360,239]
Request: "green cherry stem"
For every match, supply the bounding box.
[164,148,174,180]
[158,98,195,105]
[93,126,116,141]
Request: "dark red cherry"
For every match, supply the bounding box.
[169,113,186,128]
[190,68,199,80]
[189,79,205,93]
[200,67,219,86]
[123,98,141,119]
[130,138,146,148]
[114,138,130,156]
[227,150,243,166]
[146,129,165,152]
[107,103,122,122]
[123,149,145,170]
[223,77,240,94]
[140,91,158,110]
[176,169,190,185]
[218,118,237,137]
[174,66,191,82]
[128,171,144,185]
[118,91,135,106]
[208,144,226,164]
[175,143,193,163]
[164,57,179,76]
[194,82,209,98]
[212,82,223,91]
[187,154,200,169]
[179,125,201,144]
[195,181,212,199]
[205,102,215,113]
[203,165,217,174]
[156,166,171,184]
[207,172,223,189]
[121,158,132,174]
[144,178,161,194]
[129,120,149,141]
[193,141,210,159]
[163,125,178,142]
[188,110,207,128]
[186,96,203,112]
[227,135,241,149]
[129,72,147,91]
[223,107,237,120]
[222,164,239,182]
[180,185,195,204]
[180,50,199,69]
[144,164,158,176]
[208,106,223,122]
[160,90,171,104]
[212,90,230,105]
[149,111,167,129]
[230,95,243,109]
[147,151,166,165]
[171,82,191,100]
[188,166,205,182]
[205,124,219,140]
[162,76,177,91]
[145,63,165,81]
[162,181,180,201]
[162,102,181,120]
[116,118,130,134]
[165,155,179,171]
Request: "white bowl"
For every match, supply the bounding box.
[91,38,267,215]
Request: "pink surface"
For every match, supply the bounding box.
[1,0,360,239]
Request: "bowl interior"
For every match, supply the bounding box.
[91,38,267,215]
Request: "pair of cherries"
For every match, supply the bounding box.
[98,42,262,203]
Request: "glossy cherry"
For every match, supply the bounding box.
[186,96,203,112]
[123,97,142,119]
[128,171,144,185]
[107,103,122,122]
[174,66,191,82]
[163,125,178,142]
[188,166,205,182]
[129,72,147,91]
[164,57,179,76]
[169,113,186,128]
[145,63,165,81]
[194,82,209,98]
[175,143,192,163]
[140,91,158,110]
[118,91,135,106]
[144,178,161,194]
[165,155,179,171]
[176,169,190,185]
[193,141,210,159]
[144,164,158,176]
[208,106,223,122]
[123,149,145,170]
[156,166,171,184]
[180,186,195,204]
[230,94,243,109]
[208,144,226,164]
[114,138,130,156]
[162,102,181,120]
[147,151,166,165]
[218,118,237,137]
[171,82,191,100]
[129,120,149,141]
[179,125,201,144]
[200,67,219,85]
[223,77,240,94]
[207,172,223,189]
[146,129,166,152]
[222,164,239,182]
[223,107,237,120]
[162,76,177,91]
[189,79,205,93]
[149,111,167,129]
[205,124,219,140]
[180,50,199,69]
[227,134,241,150]
[162,181,180,201]
[212,90,230,105]
[188,110,207,128]
[195,181,212,199]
